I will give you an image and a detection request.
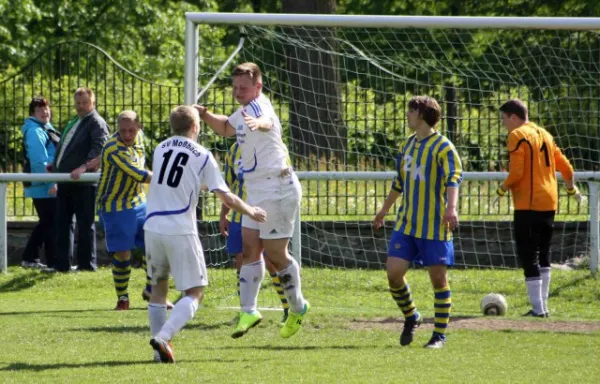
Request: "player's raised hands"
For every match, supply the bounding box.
[373,210,387,230]
[249,206,267,223]
[242,111,259,131]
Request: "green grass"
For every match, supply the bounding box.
[0,267,599,383]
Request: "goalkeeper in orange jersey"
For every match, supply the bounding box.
[220,141,290,324]
[374,96,462,349]
[497,99,581,317]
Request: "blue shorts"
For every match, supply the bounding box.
[227,221,243,255]
[388,231,454,266]
[100,204,146,253]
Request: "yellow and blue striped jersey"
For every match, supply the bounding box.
[224,142,245,223]
[97,131,149,213]
[392,132,463,241]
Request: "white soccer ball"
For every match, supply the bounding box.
[481,293,508,316]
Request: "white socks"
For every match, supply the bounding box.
[278,258,306,313]
[155,296,199,341]
[525,277,544,315]
[540,267,551,314]
[239,259,265,313]
[148,303,167,337]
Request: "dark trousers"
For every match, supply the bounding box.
[54,184,97,272]
[513,210,556,278]
[22,198,57,266]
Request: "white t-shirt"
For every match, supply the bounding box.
[227,94,290,184]
[144,136,230,236]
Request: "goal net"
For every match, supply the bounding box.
[192,18,600,316]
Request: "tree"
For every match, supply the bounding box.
[0,0,224,84]
[282,0,347,167]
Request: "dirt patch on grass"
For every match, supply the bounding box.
[349,316,600,333]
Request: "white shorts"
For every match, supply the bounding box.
[144,231,208,291]
[242,171,302,239]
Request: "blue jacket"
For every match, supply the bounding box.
[22,117,57,199]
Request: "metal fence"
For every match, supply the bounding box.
[1,38,597,220]
[0,41,183,218]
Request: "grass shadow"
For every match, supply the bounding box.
[74,321,231,334]
[0,357,263,372]
[550,274,595,298]
[0,360,156,372]
[0,270,55,293]
[0,308,116,317]
[216,344,381,351]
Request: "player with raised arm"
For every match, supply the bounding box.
[220,141,290,324]
[144,106,266,363]
[496,99,580,318]
[197,62,309,339]
[373,96,462,349]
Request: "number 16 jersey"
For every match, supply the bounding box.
[144,136,230,236]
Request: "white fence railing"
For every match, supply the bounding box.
[0,172,598,273]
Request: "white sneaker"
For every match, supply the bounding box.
[21,260,47,269]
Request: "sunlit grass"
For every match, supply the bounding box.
[0,267,598,383]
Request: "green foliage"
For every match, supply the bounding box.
[0,0,224,83]
[2,0,600,219]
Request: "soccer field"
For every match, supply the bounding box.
[1,267,599,383]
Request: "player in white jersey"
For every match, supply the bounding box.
[196,62,310,339]
[144,106,266,363]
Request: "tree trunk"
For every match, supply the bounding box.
[282,0,346,169]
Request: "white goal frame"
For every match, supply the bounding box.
[181,13,600,275]
[183,13,600,105]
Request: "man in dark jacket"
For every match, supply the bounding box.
[53,87,109,272]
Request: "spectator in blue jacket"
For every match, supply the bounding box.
[21,96,60,269]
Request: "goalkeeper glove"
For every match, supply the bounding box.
[492,186,507,207]
[566,186,582,203]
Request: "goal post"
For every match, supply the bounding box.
[184,14,600,109]
[183,12,600,273]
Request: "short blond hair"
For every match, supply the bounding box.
[74,87,95,102]
[231,62,262,85]
[170,106,199,135]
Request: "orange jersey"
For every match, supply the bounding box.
[502,122,574,211]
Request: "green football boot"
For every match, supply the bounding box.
[231,311,263,339]
[280,301,310,338]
